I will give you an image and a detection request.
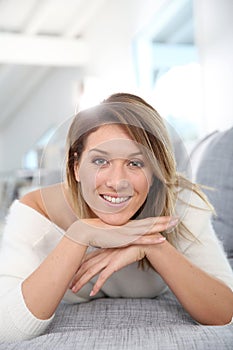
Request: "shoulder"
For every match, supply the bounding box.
[19,184,64,220]
[19,188,48,218]
[19,183,77,231]
[176,187,213,235]
[176,186,212,213]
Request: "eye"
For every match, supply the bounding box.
[128,160,144,168]
[92,158,109,166]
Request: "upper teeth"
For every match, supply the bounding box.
[102,195,129,204]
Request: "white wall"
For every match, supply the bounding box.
[3,0,233,172]
[82,0,233,134]
[194,0,233,132]
[84,0,167,94]
[0,67,83,171]
[0,0,167,172]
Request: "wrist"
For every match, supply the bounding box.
[137,246,147,261]
[61,235,88,254]
[144,239,169,259]
[66,220,91,246]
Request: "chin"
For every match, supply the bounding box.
[96,212,133,226]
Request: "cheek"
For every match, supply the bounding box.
[137,169,152,192]
[139,180,150,199]
[80,170,95,187]
[78,163,102,190]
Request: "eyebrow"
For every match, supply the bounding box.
[88,148,143,157]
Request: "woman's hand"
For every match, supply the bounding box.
[69,232,167,296]
[66,216,178,248]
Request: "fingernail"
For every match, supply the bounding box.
[72,287,77,293]
[158,237,166,242]
[90,290,95,297]
[168,219,179,226]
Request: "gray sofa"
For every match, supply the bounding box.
[0,127,233,350]
[195,127,233,270]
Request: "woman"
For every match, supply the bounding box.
[0,93,233,341]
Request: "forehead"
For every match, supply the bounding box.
[83,124,141,154]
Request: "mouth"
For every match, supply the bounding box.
[100,194,131,205]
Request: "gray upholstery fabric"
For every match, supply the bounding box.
[1,291,233,350]
[195,127,233,260]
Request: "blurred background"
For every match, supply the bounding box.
[0,0,233,221]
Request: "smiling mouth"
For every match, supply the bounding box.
[100,194,131,204]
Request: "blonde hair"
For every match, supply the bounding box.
[66,93,212,266]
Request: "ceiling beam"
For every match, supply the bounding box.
[65,0,107,37]
[24,0,61,35]
[0,33,88,66]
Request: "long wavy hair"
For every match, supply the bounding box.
[66,93,212,267]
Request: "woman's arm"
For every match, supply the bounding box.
[22,235,87,320]
[70,191,233,325]
[22,216,174,320]
[70,227,233,326]
[145,241,233,325]
[70,240,233,325]
[0,194,174,342]
[0,200,88,341]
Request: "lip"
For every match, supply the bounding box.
[99,194,132,207]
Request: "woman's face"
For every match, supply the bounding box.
[74,124,153,225]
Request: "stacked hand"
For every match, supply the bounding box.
[67,216,178,296]
[66,216,178,248]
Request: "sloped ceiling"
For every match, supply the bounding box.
[0,0,106,129]
[0,0,193,171]
[0,0,191,131]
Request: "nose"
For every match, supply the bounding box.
[105,162,131,192]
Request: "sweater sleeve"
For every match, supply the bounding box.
[174,190,233,292]
[0,201,59,341]
[0,280,54,341]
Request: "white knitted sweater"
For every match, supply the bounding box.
[0,192,233,341]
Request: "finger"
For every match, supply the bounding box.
[90,267,115,296]
[124,217,178,237]
[89,246,140,296]
[82,248,107,263]
[70,261,101,289]
[69,252,104,289]
[124,219,178,244]
[70,249,106,287]
[150,216,178,224]
[128,216,177,228]
[133,234,166,245]
[149,218,179,233]
[89,247,141,296]
[71,252,113,292]
[71,262,104,293]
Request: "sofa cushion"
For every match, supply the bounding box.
[0,291,233,350]
[195,127,233,261]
